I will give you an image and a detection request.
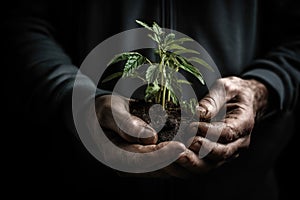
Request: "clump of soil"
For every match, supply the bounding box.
[129,100,196,143]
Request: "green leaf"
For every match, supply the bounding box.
[165,69,181,103]
[135,20,152,31]
[107,52,141,66]
[167,43,186,51]
[168,89,179,105]
[174,49,200,55]
[146,64,160,83]
[154,34,161,44]
[153,22,163,35]
[177,79,192,85]
[189,98,198,115]
[167,37,193,45]
[145,80,160,101]
[165,52,178,67]
[176,56,205,85]
[104,20,212,107]
[187,57,215,72]
[148,34,160,44]
[101,72,123,83]
[122,53,147,77]
[164,33,175,45]
[180,98,198,115]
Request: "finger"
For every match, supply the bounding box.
[188,107,254,144]
[188,136,203,153]
[190,136,250,162]
[118,141,193,179]
[117,115,158,145]
[197,79,227,120]
[197,78,240,120]
[112,141,187,171]
[188,121,238,143]
[176,148,217,174]
[224,103,255,137]
[120,140,185,154]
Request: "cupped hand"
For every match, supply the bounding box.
[96,95,158,145]
[188,76,269,161]
[93,95,219,178]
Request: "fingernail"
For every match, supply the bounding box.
[196,106,207,118]
[141,125,157,144]
[170,142,186,155]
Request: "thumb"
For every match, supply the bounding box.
[97,95,158,145]
[197,79,227,120]
[116,114,158,145]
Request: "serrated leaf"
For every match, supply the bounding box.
[122,54,147,77]
[107,52,142,66]
[101,72,123,83]
[146,64,159,83]
[135,20,152,31]
[145,80,160,101]
[187,57,215,72]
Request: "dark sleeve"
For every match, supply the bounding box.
[242,0,300,114]
[243,42,300,112]
[3,3,110,134]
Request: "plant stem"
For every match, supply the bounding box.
[162,80,167,109]
[159,54,166,109]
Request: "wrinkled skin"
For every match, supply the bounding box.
[189,76,268,162]
[94,95,218,178]
[94,76,268,178]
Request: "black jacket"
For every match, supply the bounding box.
[3,0,300,199]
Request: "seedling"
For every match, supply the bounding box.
[102,20,214,114]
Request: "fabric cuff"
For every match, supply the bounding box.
[242,68,284,110]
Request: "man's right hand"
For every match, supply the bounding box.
[96,94,158,145]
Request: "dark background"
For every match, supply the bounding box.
[1,1,298,199]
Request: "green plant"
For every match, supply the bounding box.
[102,20,214,114]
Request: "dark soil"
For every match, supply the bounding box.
[129,100,196,143]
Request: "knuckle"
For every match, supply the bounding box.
[178,152,189,164]
[222,146,233,160]
[228,76,240,82]
[201,96,218,110]
[175,142,188,152]
[221,125,236,142]
[161,141,186,153]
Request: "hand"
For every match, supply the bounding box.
[96,94,157,145]
[188,76,268,162]
[92,95,219,178]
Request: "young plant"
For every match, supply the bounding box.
[102,20,214,114]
